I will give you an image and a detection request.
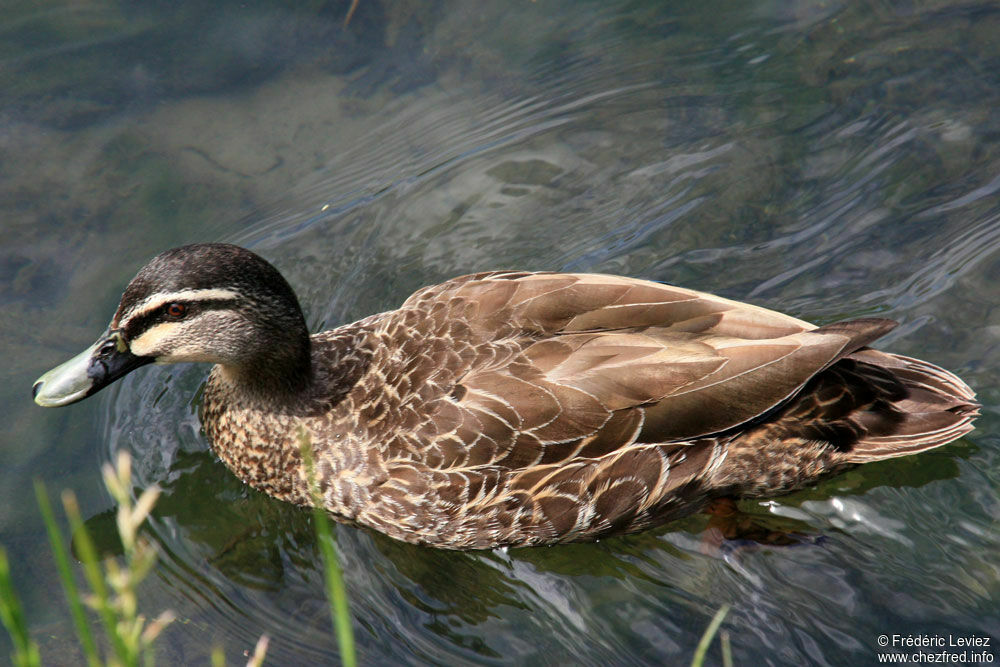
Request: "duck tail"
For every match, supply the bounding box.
[839,350,979,463]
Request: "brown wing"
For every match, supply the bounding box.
[403,271,817,339]
[420,272,895,468]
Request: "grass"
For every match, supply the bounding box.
[35,481,101,667]
[690,603,733,667]
[0,549,41,667]
[0,451,277,665]
[31,452,175,666]
[297,426,357,667]
[0,435,358,665]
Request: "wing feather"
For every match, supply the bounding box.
[415,272,895,471]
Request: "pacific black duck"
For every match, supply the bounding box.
[33,243,979,549]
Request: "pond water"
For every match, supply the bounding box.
[3,0,999,664]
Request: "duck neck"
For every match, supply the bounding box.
[219,329,315,404]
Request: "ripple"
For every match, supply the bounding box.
[60,1,1000,665]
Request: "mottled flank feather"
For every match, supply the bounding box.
[179,254,977,549]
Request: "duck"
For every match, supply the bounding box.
[33,243,979,549]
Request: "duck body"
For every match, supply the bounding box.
[34,244,979,549]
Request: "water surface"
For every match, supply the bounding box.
[2,1,998,664]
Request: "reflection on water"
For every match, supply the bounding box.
[4,0,1000,664]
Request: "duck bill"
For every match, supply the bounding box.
[33,329,153,407]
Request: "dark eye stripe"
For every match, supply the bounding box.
[122,299,238,340]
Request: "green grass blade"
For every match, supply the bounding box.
[312,509,356,667]
[690,603,731,667]
[298,427,357,667]
[33,481,101,667]
[0,547,41,667]
[61,490,132,665]
[246,634,269,667]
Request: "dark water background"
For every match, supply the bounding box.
[3,1,999,664]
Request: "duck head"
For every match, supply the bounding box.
[33,243,311,407]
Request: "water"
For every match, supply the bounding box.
[3,1,999,664]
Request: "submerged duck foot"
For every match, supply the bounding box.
[700,497,824,553]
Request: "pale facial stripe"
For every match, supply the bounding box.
[129,320,231,362]
[129,321,183,358]
[117,288,239,329]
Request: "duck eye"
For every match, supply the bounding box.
[165,303,187,319]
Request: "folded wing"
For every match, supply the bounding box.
[433,273,895,466]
